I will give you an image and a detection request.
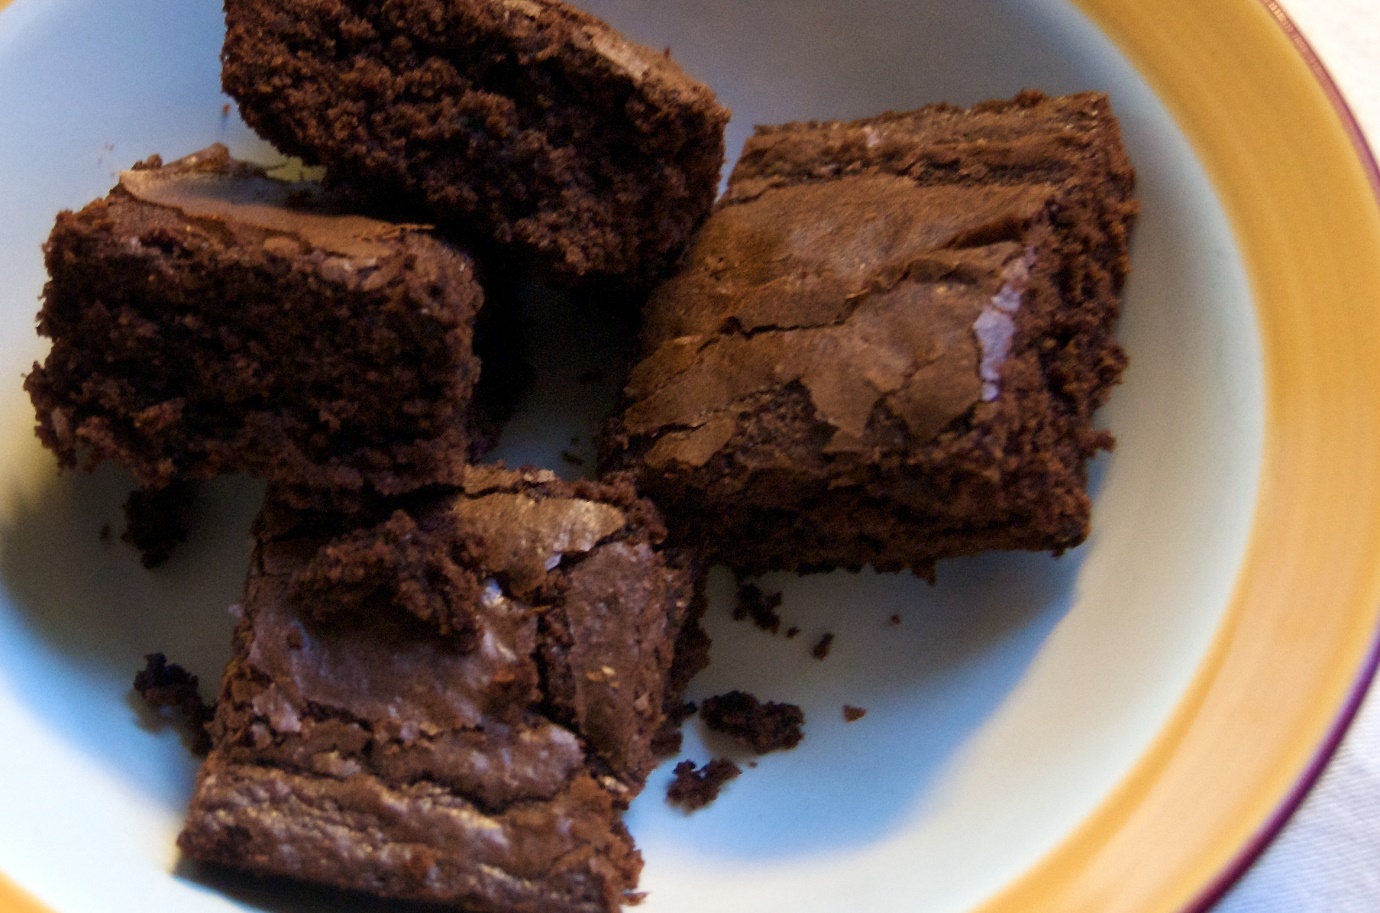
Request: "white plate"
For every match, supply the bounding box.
[0,0,1286,911]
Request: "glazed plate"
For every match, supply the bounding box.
[1,0,1378,912]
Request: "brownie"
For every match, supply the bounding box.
[603,91,1137,575]
[222,0,729,287]
[25,145,488,510]
[178,466,702,912]
[666,758,740,811]
[699,691,804,754]
[132,653,214,756]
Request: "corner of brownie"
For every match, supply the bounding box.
[604,90,1137,575]
[178,464,704,912]
[25,144,489,505]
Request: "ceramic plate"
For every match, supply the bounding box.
[1,1,1378,912]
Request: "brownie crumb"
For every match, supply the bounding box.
[732,582,783,634]
[811,633,835,660]
[133,653,213,756]
[842,705,868,723]
[121,480,196,568]
[700,690,804,754]
[889,614,901,626]
[560,450,585,467]
[785,626,800,639]
[667,758,741,811]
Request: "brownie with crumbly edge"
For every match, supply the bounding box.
[25,145,490,511]
[178,466,703,912]
[603,91,1136,576]
[222,0,729,288]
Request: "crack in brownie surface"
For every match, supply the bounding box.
[604,91,1137,576]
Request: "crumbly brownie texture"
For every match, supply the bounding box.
[222,0,729,287]
[605,91,1136,575]
[733,581,783,634]
[699,690,804,754]
[179,466,701,912]
[133,652,214,756]
[121,480,197,569]
[666,758,740,811]
[25,145,486,511]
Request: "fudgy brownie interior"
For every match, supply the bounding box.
[26,145,489,510]
[222,0,729,287]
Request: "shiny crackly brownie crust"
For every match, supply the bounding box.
[179,466,704,912]
[222,0,729,288]
[603,91,1137,576]
[25,145,489,511]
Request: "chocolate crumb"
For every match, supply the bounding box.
[733,582,783,634]
[700,690,804,754]
[133,653,213,755]
[785,626,800,639]
[667,758,741,811]
[122,480,196,568]
[221,103,231,117]
[99,523,112,542]
[811,632,835,660]
[889,614,901,626]
[559,449,585,467]
[842,705,867,722]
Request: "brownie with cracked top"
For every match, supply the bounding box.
[603,91,1137,576]
[25,145,489,511]
[178,466,703,912]
[222,0,729,288]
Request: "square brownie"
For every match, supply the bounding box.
[603,91,1137,576]
[25,145,487,510]
[178,466,703,912]
[222,0,729,287]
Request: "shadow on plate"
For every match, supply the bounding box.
[625,466,1105,859]
[0,463,262,806]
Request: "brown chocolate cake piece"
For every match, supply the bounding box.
[699,691,804,754]
[221,0,729,287]
[179,466,702,912]
[666,758,740,811]
[604,91,1137,575]
[25,145,487,511]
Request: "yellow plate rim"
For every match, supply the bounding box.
[979,0,1380,911]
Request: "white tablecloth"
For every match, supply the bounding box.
[1216,2,1380,911]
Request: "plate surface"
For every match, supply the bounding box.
[0,1,1377,913]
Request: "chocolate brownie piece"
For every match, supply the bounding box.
[26,145,487,510]
[699,691,804,754]
[222,0,729,287]
[604,91,1136,575]
[179,466,702,912]
[666,758,740,811]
